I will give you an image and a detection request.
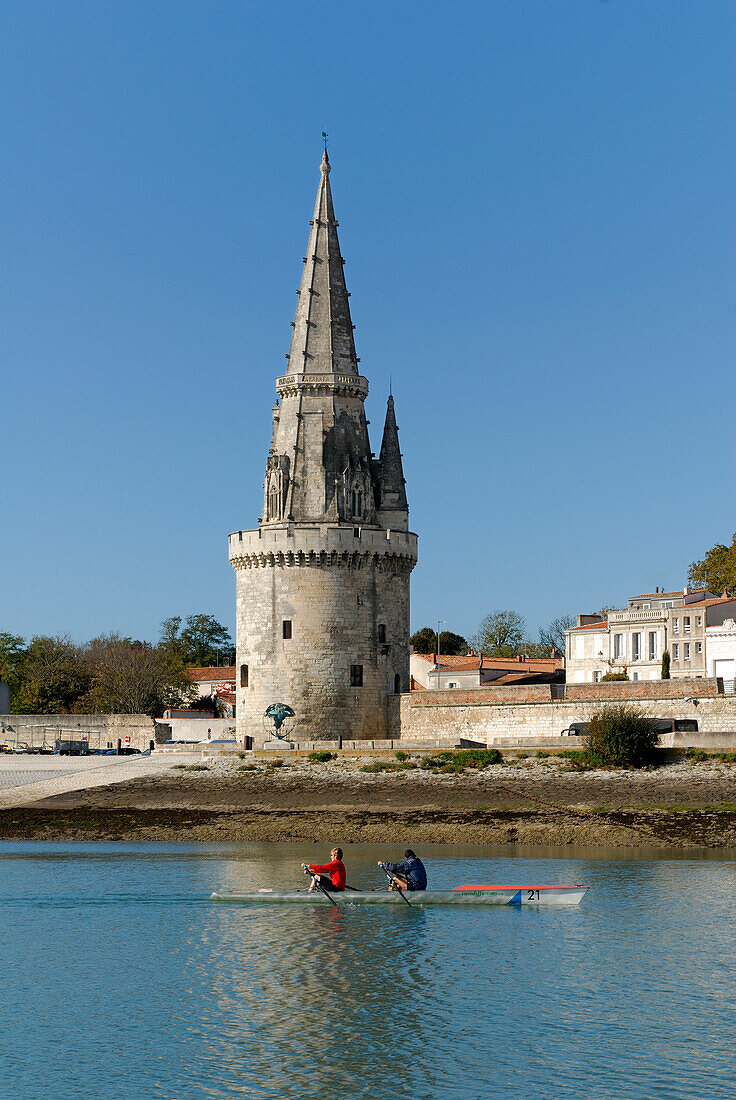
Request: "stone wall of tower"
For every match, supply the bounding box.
[231,528,416,741]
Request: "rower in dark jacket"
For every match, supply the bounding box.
[379,850,427,892]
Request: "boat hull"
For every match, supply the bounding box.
[210,886,589,907]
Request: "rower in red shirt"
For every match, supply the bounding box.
[302,848,346,892]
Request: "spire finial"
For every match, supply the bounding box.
[322,130,329,154]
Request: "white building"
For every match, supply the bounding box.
[705,618,736,687]
[565,587,736,683]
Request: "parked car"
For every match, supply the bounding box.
[560,722,589,736]
[650,719,698,733]
[54,739,90,756]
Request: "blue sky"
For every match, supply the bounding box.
[2,0,734,646]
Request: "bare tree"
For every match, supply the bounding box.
[538,615,575,654]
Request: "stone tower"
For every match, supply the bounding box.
[229,151,418,743]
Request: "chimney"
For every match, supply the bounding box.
[683,586,690,596]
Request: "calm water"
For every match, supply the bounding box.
[2,842,735,1099]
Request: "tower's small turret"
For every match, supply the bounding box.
[374,394,409,532]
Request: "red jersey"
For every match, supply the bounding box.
[308,858,346,891]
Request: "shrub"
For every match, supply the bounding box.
[586,704,659,767]
[686,748,708,763]
[308,750,334,763]
[601,671,629,682]
[172,763,209,771]
[395,750,409,761]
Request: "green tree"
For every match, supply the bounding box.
[471,610,526,657]
[410,627,468,655]
[688,533,736,594]
[13,636,91,714]
[661,650,671,679]
[159,614,235,666]
[0,632,27,701]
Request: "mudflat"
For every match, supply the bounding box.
[2,753,736,847]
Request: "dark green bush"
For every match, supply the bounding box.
[586,705,659,767]
[601,671,629,682]
[686,748,708,763]
[308,750,334,763]
[395,750,409,761]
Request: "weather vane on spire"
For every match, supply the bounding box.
[322,130,328,154]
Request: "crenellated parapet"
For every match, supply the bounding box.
[275,372,369,400]
[229,525,418,571]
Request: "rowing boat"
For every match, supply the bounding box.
[210,885,589,907]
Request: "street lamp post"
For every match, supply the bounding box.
[436,619,446,690]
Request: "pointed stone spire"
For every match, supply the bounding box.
[375,394,409,531]
[286,150,359,377]
[263,152,376,527]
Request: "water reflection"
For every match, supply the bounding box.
[196,850,436,1097]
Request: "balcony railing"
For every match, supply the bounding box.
[608,609,668,624]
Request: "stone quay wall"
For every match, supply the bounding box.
[0,714,156,751]
[390,679,736,745]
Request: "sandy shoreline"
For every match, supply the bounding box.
[1,752,736,847]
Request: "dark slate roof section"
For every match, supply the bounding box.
[375,394,408,512]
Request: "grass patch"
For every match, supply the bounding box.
[267,760,285,769]
[395,750,409,762]
[685,749,709,763]
[420,748,503,774]
[535,750,550,759]
[308,750,334,763]
[238,764,258,772]
[172,764,209,771]
[361,761,416,773]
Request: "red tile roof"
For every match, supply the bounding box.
[566,621,607,632]
[186,666,236,682]
[412,653,564,672]
[631,588,709,600]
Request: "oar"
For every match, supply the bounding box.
[301,864,340,907]
[378,861,414,908]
